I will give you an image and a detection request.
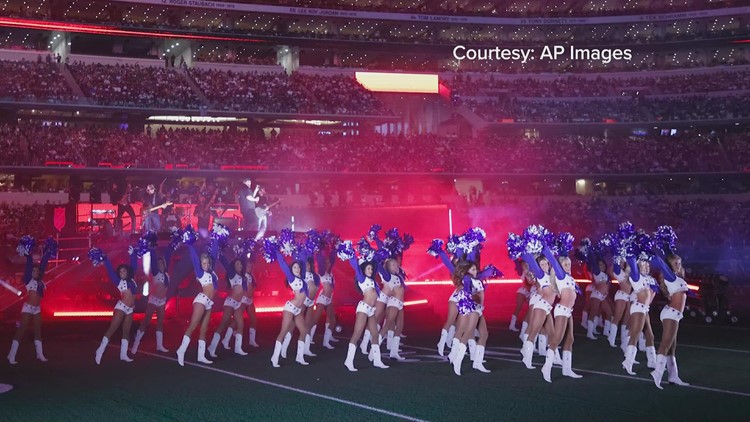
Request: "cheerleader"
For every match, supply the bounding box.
[343,256,389,371]
[302,256,321,357]
[207,249,249,358]
[622,256,658,375]
[376,257,406,360]
[539,246,583,382]
[223,253,260,349]
[510,260,534,332]
[519,253,556,369]
[650,253,690,388]
[270,249,311,367]
[517,262,555,358]
[608,257,632,348]
[175,239,219,366]
[435,248,460,356]
[7,241,54,364]
[308,247,338,350]
[93,248,138,364]
[448,261,491,375]
[131,247,173,354]
[586,255,613,340]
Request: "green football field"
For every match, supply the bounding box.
[2,317,749,422]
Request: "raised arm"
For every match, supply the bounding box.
[23,255,33,284]
[102,256,120,286]
[347,257,365,282]
[626,256,640,281]
[542,247,566,280]
[372,234,385,251]
[613,259,622,276]
[209,239,219,270]
[521,252,545,279]
[437,250,455,273]
[477,264,498,281]
[650,255,677,282]
[377,260,391,281]
[275,250,295,283]
[187,244,205,278]
[218,253,237,279]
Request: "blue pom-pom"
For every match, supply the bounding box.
[169,227,182,250]
[262,237,279,263]
[654,225,678,254]
[88,247,104,266]
[304,229,322,255]
[506,232,524,260]
[368,224,381,239]
[598,233,617,257]
[17,235,36,256]
[427,238,445,257]
[523,225,550,255]
[617,221,636,241]
[211,223,231,248]
[357,237,375,261]
[554,232,575,256]
[322,230,341,249]
[234,238,258,259]
[446,234,460,254]
[402,233,414,251]
[181,225,198,245]
[633,231,655,261]
[278,228,296,257]
[43,237,58,257]
[375,248,391,263]
[336,240,355,261]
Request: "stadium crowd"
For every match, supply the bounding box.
[1,124,746,174]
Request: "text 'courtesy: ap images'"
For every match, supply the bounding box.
[452,45,632,65]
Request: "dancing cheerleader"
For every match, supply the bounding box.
[510,259,535,332]
[608,257,632,348]
[175,231,219,366]
[302,255,321,357]
[91,247,138,364]
[341,242,389,371]
[307,245,338,350]
[513,228,559,370]
[621,255,657,375]
[586,254,613,340]
[269,245,311,367]
[374,256,407,360]
[222,247,261,350]
[7,237,55,364]
[207,248,249,357]
[539,239,583,382]
[649,230,690,388]
[131,245,174,354]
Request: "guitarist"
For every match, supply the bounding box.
[142,180,167,233]
[254,187,277,241]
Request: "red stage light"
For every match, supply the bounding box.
[0,17,259,43]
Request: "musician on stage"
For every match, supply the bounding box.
[113,182,136,235]
[143,181,167,233]
[254,187,272,241]
[239,178,260,233]
[196,182,218,235]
